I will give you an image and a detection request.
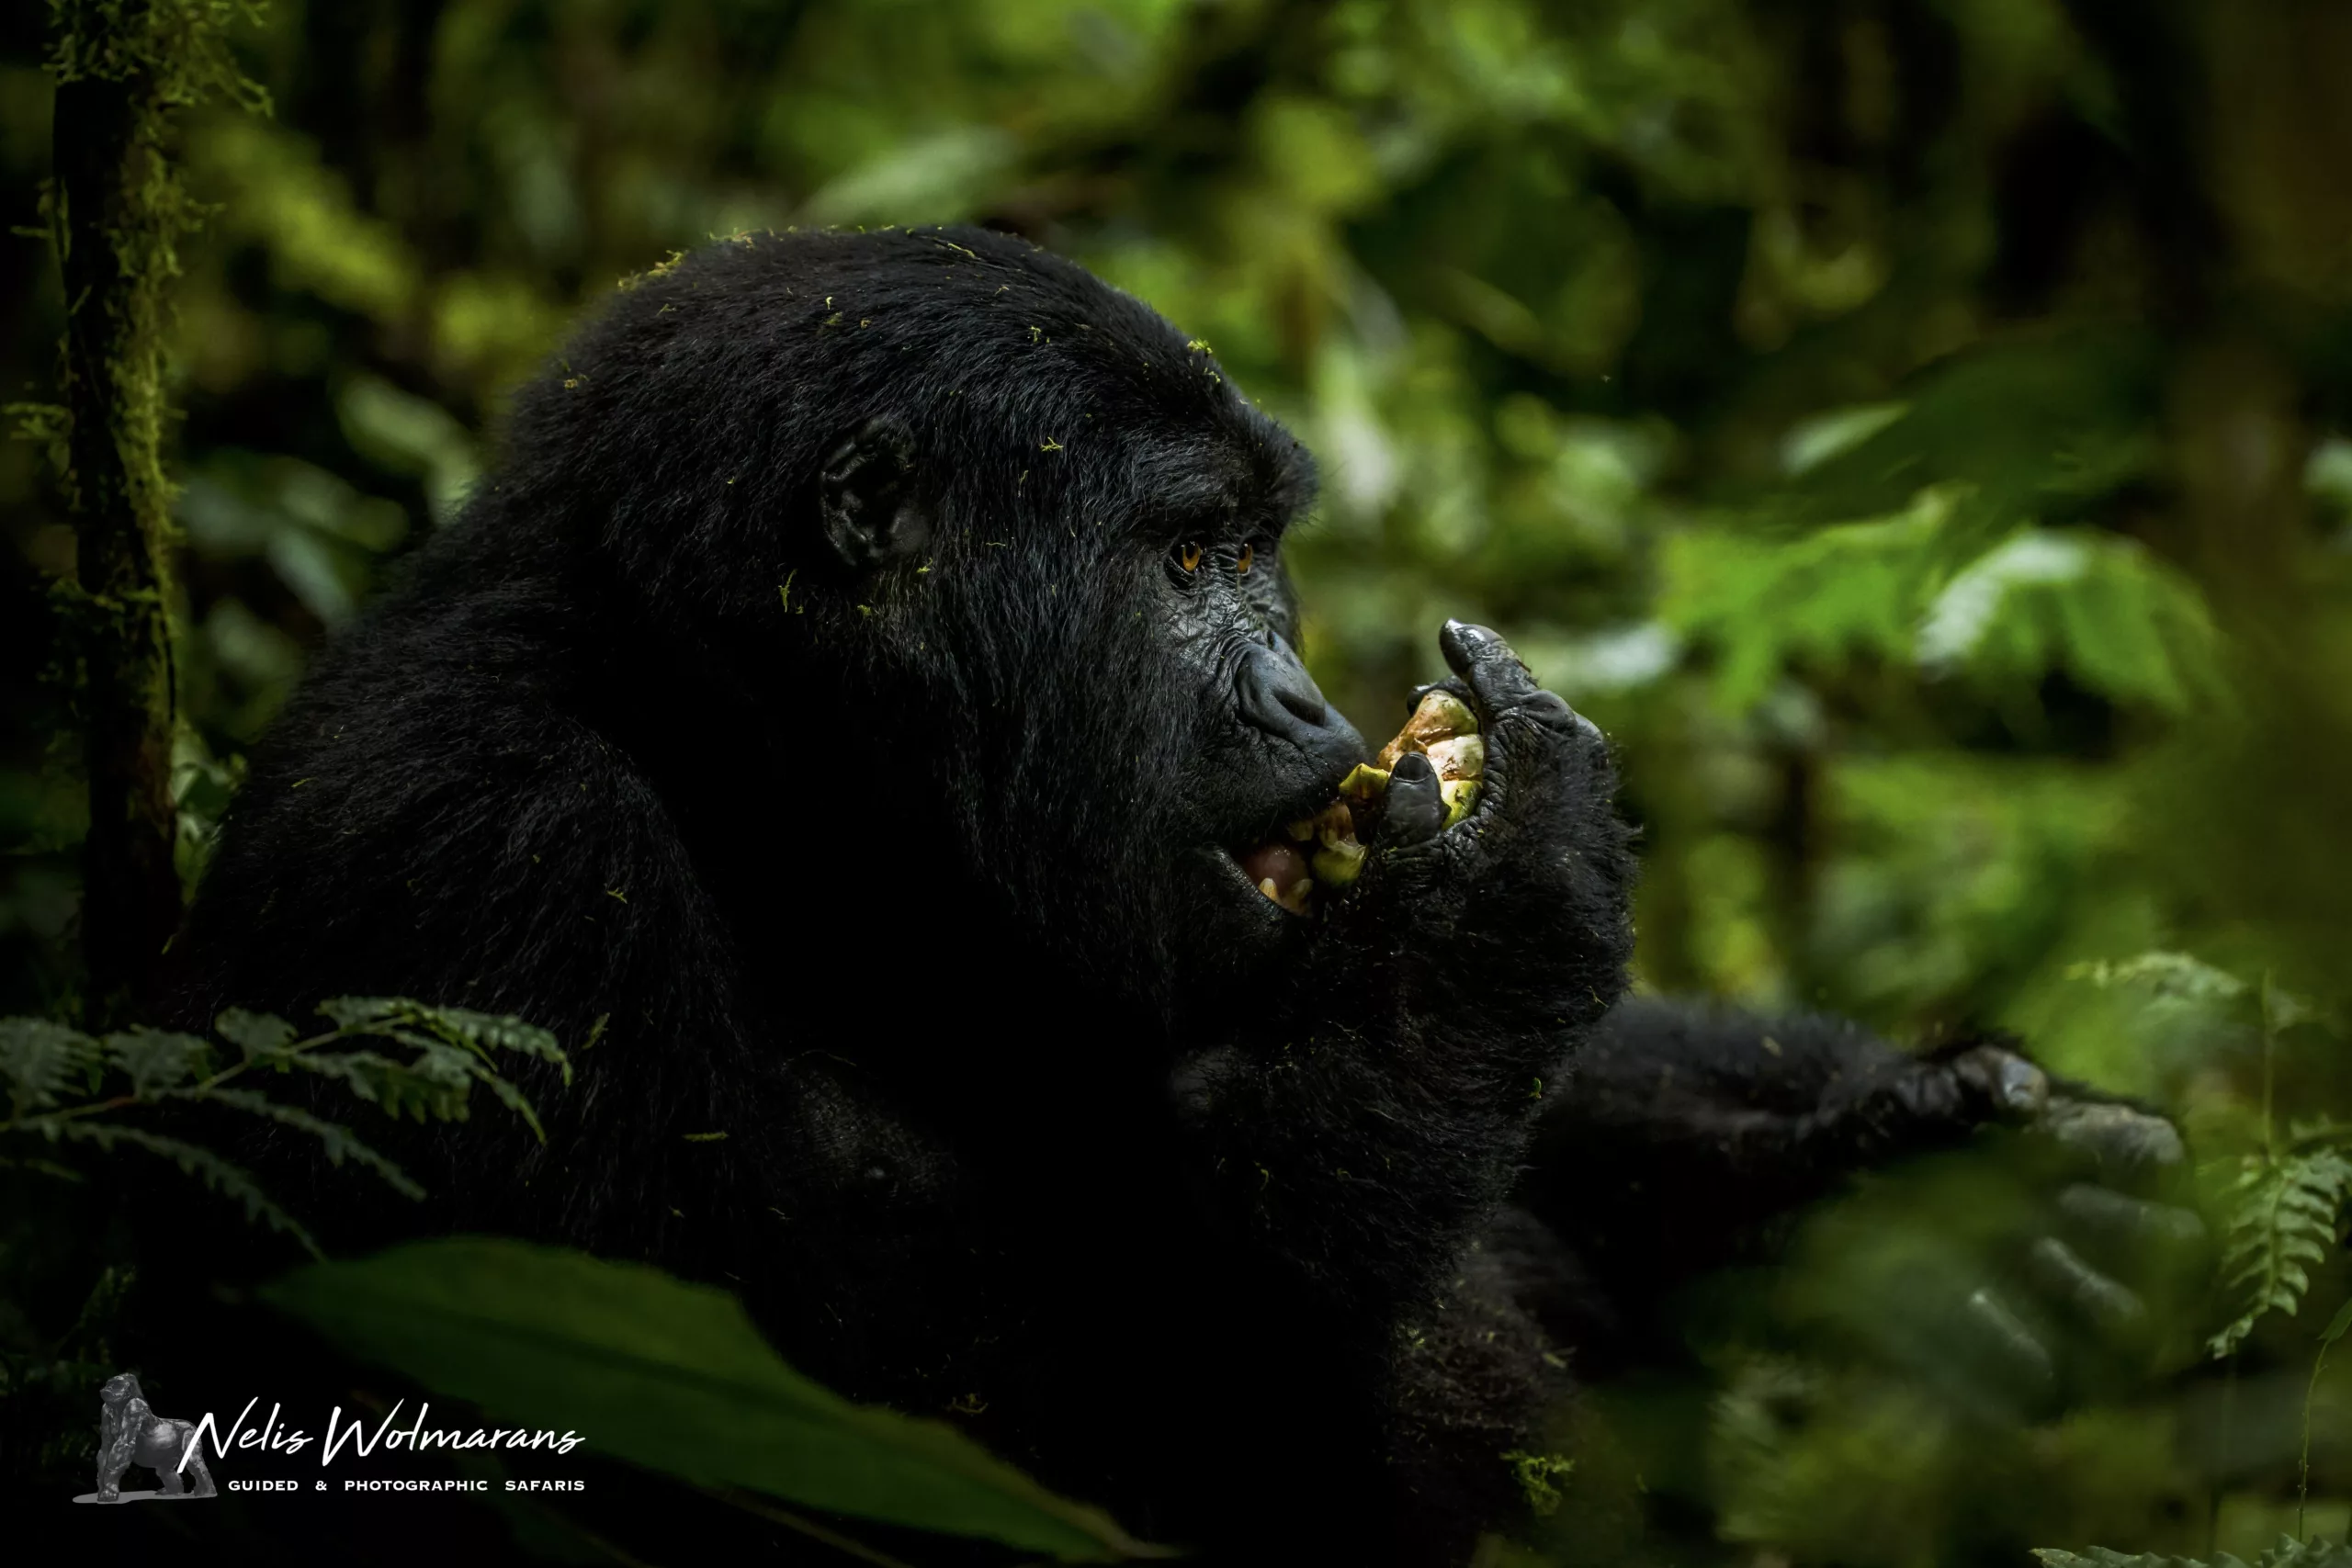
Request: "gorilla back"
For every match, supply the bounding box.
[177,226,1640,1562]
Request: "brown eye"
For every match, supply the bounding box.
[1180,541,1204,573]
[1237,543,1254,575]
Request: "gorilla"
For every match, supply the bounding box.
[94,1372,216,1501]
[176,226,2188,1563]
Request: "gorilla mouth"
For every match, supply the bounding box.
[1232,690,1486,916]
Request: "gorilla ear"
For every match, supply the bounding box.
[819,414,933,569]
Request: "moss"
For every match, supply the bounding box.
[38,0,266,1023]
[1502,1450,1574,1517]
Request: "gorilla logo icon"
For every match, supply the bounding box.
[74,1373,217,1504]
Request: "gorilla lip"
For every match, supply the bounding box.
[1232,689,1486,916]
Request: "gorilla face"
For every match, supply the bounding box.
[534,229,1369,998]
[852,396,1370,989]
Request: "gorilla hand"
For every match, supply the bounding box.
[1356,622,1633,1040]
[1788,1048,2205,1418]
[1950,1048,2204,1398]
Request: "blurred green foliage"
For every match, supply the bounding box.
[6,0,2352,1562]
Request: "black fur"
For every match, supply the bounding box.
[175,228,2071,1563]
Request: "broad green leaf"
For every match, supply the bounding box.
[1917,527,2220,714]
[263,1238,1165,1561]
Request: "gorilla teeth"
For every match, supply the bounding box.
[1245,689,1487,908]
[1311,839,1367,887]
[1257,876,1314,915]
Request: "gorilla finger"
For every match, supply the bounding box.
[1438,621,1561,723]
[2040,1099,2187,1181]
[2057,1184,2207,1258]
[2023,1235,2147,1334]
[1950,1045,2051,1121]
[1962,1286,2056,1392]
[1381,751,1446,846]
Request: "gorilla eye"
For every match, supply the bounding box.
[1237,543,1254,575]
[1178,541,1204,573]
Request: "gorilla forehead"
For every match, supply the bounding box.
[513,224,1314,552]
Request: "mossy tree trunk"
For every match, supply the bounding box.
[43,0,263,1024]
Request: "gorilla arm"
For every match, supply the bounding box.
[1168,623,1638,1326]
[1512,996,2201,1388]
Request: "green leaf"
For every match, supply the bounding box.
[319,997,570,1083]
[291,1047,472,1123]
[2207,1148,2352,1358]
[1660,492,1952,712]
[263,1239,1165,1561]
[103,1027,215,1097]
[0,1018,103,1114]
[198,1086,423,1201]
[1914,528,2221,714]
[58,1122,318,1258]
[2034,1537,2352,1568]
[2067,952,2248,1002]
[2320,1296,2352,1348]
[215,1007,298,1060]
[466,1062,547,1143]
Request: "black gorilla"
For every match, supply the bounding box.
[177,227,2184,1563]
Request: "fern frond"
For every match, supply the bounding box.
[101,1026,214,1097]
[212,1007,298,1062]
[319,996,570,1082]
[469,1062,547,1143]
[2208,1148,2352,1358]
[288,1047,472,1123]
[2035,1535,2352,1568]
[55,1121,320,1258]
[0,1018,104,1116]
[2067,952,2248,1002]
[195,1086,423,1200]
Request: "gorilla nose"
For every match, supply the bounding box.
[1237,637,1365,769]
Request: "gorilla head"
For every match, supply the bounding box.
[493,227,1368,1012]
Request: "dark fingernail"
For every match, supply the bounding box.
[2058,1184,2206,1247]
[1965,1287,2054,1385]
[1384,758,1444,844]
[1990,1055,2049,1113]
[1440,619,1499,667]
[2043,1100,2186,1168]
[1516,691,1581,732]
[2026,1236,2147,1329]
[1954,1046,2048,1116]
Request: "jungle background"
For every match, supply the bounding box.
[6,0,2352,1564]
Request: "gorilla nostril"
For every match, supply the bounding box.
[1237,644,1356,761]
